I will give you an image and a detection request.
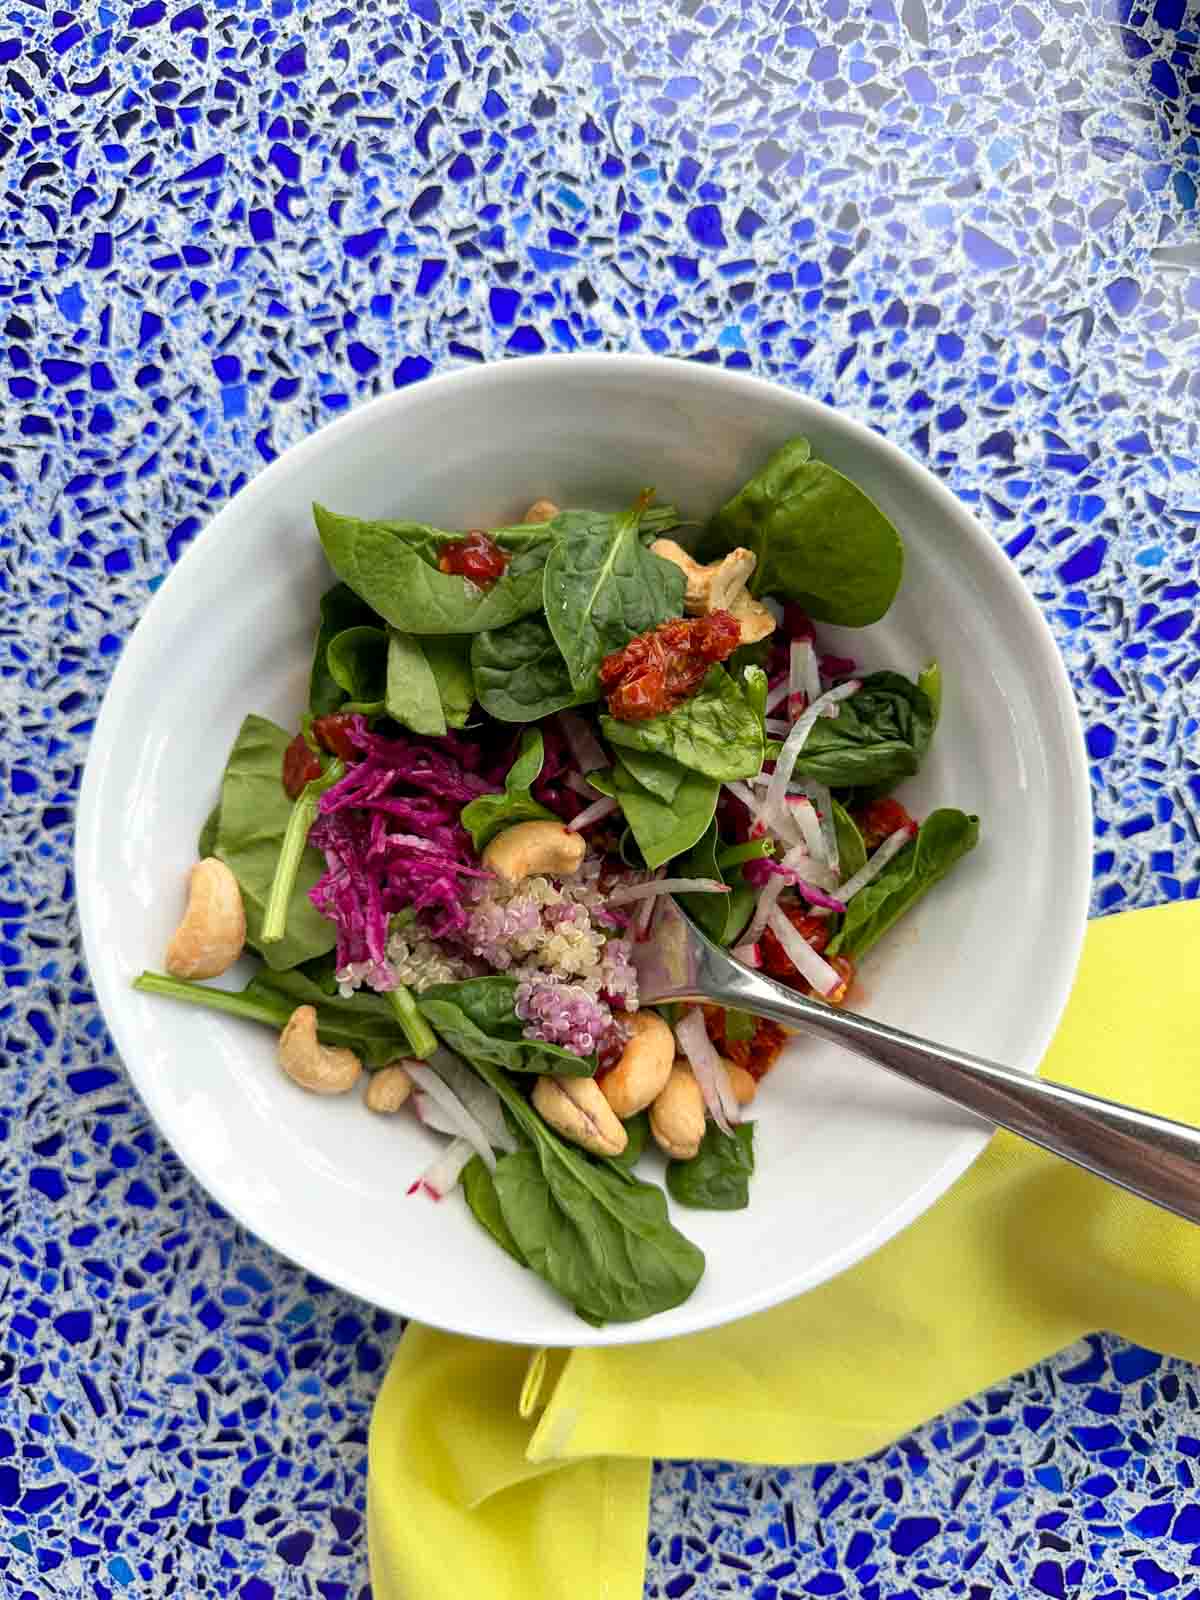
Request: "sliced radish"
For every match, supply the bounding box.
[837,824,917,903]
[762,679,860,837]
[764,677,790,715]
[731,940,761,968]
[675,1006,739,1135]
[558,710,608,775]
[609,877,729,904]
[407,1137,475,1200]
[406,1062,498,1171]
[765,905,843,998]
[566,794,619,831]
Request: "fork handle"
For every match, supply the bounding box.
[667,957,1200,1227]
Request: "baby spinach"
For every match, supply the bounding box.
[667,1123,755,1211]
[466,1058,704,1323]
[699,436,904,626]
[676,821,755,947]
[419,995,597,1077]
[460,729,556,850]
[385,629,447,737]
[542,499,686,695]
[608,1110,652,1172]
[831,797,868,880]
[918,659,942,731]
[314,505,548,635]
[462,1156,528,1266]
[421,635,475,728]
[470,616,593,723]
[611,748,686,805]
[419,975,525,1035]
[198,803,221,859]
[611,758,719,871]
[326,625,387,713]
[132,969,408,1067]
[310,582,380,716]
[790,672,936,790]
[828,808,981,959]
[600,667,765,783]
[211,715,337,970]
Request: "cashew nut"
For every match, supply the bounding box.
[364,1063,413,1113]
[165,857,246,980]
[278,1006,362,1095]
[724,1060,757,1106]
[650,539,776,645]
[482,820,586,884]
[532,1074,628,1158]
[649,1062,706,1161]
[524,498,560,524]
[598,1011,675,1118]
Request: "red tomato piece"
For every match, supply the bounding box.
[282,733,322,799]
[599,610,742,721]
[437,530,509,587]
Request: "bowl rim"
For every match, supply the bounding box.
[76,353,1092,1344]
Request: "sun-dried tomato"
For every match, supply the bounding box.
[600,610,742,721]
[312,713,361,763]
[282,733,323,799]
[854,796,917,853]
[437,530,509,587]
[758,905,856,1005]
[702,1004,789,1082]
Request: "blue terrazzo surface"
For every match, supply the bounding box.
[3,0,1200,1593]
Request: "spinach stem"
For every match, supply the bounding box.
[133,971,286,1029]
[387,985,437,1059]
[717,836,775,870]
[260,759,344,946]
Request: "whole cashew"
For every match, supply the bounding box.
[165,857,246,980]
[524,498,560,524]
[482,820,586,884]
[723,1060,757,1106]
[650,539,775,645]
[364,1063,413,1113]
[598,1011,674,1118]
[649,1063,706,1161]
[278,1006,362,1095]
[532,1074,628,1158]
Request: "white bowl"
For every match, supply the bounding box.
[76,355,1090,1347]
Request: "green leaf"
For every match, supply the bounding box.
[789,671,935,790]
[460,729,557,850]
[462,1156,528,1266]
[699,437,903,626]
[313,505,549,635]
[601,666,765,782]
[385,630,447,737]
[419,997,596,1076]
[676,820,754,946]
[198,803,221,859]
[608,1109,651,1171]
[542,499,686,695]
[326,625,387,713]
[827,808,981,959]
[419,975,526,1035]
[723,1008,755,1043]
[612,748,686,804]
[212,715,337,971]
[310,582,380,716]
[611,758,719,871]
[421,635,475,728]
[667,1123,755,1211]
[918,659,942,731]
[741,664,769,724]
[831,797,868,880]
[470,616,594,723]
[132,969,408,1067]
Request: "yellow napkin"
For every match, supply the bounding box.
[369,902,1200,1600]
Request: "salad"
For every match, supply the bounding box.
[135,437,979,1325]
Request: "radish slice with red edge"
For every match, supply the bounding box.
[407,1137,475,1201]
[836,824,917,903]
[764,905,842,998]
[674,1006,739,1135]
[566,795,619,831]
[609,878,729,904]
[405,1062,498,1170]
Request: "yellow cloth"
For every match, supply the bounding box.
[369,902,1200,1600]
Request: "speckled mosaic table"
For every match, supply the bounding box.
[3,0,1200,1594]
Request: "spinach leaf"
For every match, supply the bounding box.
[460,729,556,850]
[310,582,380,716]
[212,715,336,970]
[462,1156,528,1266]
[601,667,765,783]
[918,659,942,731]
[542,499,686,694]
[198,803,221,859]
[699,437,903,626]
[608,1109,651,1171]
[132,969,407,1067]
[419,997,596,1077]
[611,748,686,805]
[611,758,719,871]
[667,1123,755,1211]
[421,635,475,728]
[790,672,935,790]
[827,808,980,959]
[419,975,525,1035]
[831,797,868,880]
[676,821,755,946]
[469,1060,704,1323]
[326,625,387,713]
[470,616,593,723]
[742,664,769,724]
[385,630,447,737]
[314,505,548,635]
